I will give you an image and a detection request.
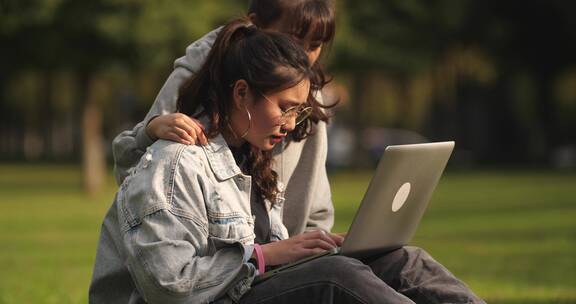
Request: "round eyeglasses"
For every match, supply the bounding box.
[257,91,312,126]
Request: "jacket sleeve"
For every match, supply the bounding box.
[124,210,256,304]
[120,145,256,303]
[112,28,221,185]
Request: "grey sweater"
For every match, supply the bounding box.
[111,28,334,235]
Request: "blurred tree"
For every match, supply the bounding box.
[2,0,575,172]
[331,0,576,165]
[332,0,475,165]
[0,0,243,194]
[0,0,66,160]
[465,1,576,161]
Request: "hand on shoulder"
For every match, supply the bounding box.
[146,113,208,146]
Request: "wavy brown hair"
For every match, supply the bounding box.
[177,18,314,202]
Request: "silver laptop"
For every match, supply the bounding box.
[254,141,455,282]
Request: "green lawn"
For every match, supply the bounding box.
[0,164,575,303]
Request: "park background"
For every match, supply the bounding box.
[1,0,575,303]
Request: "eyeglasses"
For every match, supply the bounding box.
[257,91,312,126]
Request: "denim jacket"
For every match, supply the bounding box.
[112,26,334,237]
[90,133,289,304]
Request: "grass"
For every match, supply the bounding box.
[331,170,576,303]
[0,164,575,303]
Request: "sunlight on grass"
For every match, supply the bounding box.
[0,164,575,303]
[330,170,576,303]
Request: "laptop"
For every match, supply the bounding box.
[254,141,455,283]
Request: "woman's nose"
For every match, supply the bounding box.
[281,116,297,132]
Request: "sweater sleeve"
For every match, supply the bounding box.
[304,92,334,232]
[112,28,221,185]
[304,119,335,233]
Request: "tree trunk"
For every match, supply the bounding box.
[41,69,54,160]
[535,68,555,158]
[80,73,107,196]
[396,74,411,129]
[350,71,371,168]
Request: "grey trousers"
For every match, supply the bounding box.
[238,246,485,304]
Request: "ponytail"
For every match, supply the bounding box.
[177,17,313,202]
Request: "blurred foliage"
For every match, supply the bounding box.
[333,0,472,72]
[0,0,244,69]
[0,0,575,168]
[329,0,576,166]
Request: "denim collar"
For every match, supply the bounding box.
[198,115,243,181]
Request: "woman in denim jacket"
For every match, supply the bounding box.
[90,18,485,304]
[90,17,337,303]
[111,0,336,237]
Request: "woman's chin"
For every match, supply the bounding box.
[261,143,276,151]
[261,139,279,151]
[244,134,283,150]
[245,139,276,151]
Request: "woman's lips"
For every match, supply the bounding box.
[270,134,285,144]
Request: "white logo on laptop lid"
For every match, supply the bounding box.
[392,182,411,212]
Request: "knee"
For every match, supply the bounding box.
[404,246,429,257]
[370,246,438,277]
[371,246,432,267]
[399,246,449,280]
[310,255,373,283]
[403,246,435,263]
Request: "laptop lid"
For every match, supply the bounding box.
[340,141,455,258]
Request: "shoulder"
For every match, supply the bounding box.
[152,140,209,172]
[118,141,210,220]
[126,140,207,184]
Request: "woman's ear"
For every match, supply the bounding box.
[232,79,250,109]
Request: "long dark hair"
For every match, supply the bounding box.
[177,18,314,202]
[248,0,337,134]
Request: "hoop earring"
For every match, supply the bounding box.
[239,105,252,138]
